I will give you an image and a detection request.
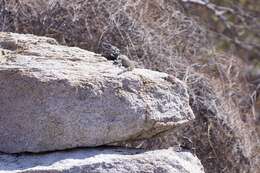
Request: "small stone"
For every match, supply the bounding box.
[119,54,135,70]
[0,37,18,51]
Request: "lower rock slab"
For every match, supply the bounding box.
[0,147,204,173]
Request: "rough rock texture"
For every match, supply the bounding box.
[0,148,205,173]
[1,1,259,173]
[116,75,254,173]
[0,32,194,153]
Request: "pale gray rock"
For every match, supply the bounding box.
[0,32,194,153]
[0,148,205,173]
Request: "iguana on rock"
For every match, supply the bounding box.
[99,42,120,61]
[98,42,136,74]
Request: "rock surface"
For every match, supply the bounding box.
[0,148,205,173]
[1,1,258,173]
[0,32,194,153]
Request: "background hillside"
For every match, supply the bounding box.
[0,0,259,172]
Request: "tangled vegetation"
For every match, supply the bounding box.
[0,0,259,172]
[179,0,260,61]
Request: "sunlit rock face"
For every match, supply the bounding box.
[0,32,194,153]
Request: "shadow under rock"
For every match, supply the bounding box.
[0,146,146,171]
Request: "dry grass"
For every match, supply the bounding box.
[0,0,258,172]
[0,0,208,73]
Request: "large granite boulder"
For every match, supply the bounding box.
[0,32,194,153]
[0,148,205,173]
